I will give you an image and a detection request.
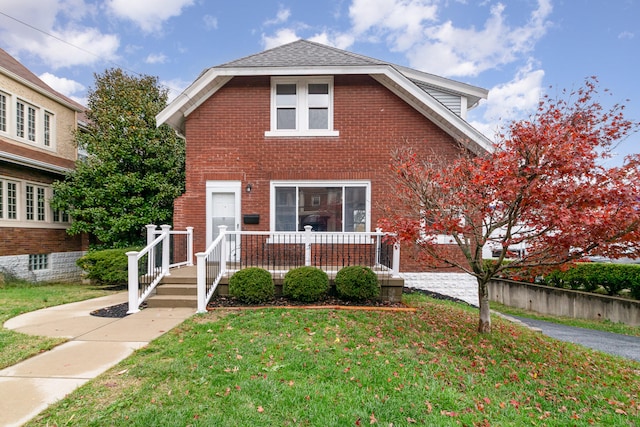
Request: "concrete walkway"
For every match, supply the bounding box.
[0,293,193,427]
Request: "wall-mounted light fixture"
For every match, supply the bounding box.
[246,183,252,193]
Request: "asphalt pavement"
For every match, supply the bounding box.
[512,315,640,362]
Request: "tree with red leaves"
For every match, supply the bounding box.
[379,78,640,333]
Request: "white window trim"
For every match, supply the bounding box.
[0,177,70,228]
[269,180,371,233]
[265,76,339,137]
[0,91,56,150]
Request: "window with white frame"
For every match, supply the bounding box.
[16,100,25,138]
[0,179,18,220]
[272,182,369,232]
[44,111,53,146]
[0,92,7,132]
[1,92,55,147]
[267,77,338,137]
[0,178,71,225]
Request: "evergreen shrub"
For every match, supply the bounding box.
[76,248,136,286]
[335,265,380,301]
[283,266,329,302]
[229,268,274,304]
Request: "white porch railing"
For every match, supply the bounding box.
[196,225,400,313]
[127,224,194,314]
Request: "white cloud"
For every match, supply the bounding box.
[262,28,300,49]
[469,63,545,139]
[203,14,218,30]
[618,31,634,40]
[264,7,291,26]
[39,72,86,97]
[406,0,552,77]
[349,0,438,50]
[146,53,168,64]
[0,0,120,69]
[105,0,195,33]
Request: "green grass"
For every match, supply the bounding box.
[490,301,640,337]
[0,280,115,369]
[29,295,640,426]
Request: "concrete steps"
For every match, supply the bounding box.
[146,270,198,308]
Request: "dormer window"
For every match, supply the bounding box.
[266,77,339,137]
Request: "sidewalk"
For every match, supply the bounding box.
[0,293,193,427]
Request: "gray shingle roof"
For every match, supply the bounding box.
[219,39,387,68]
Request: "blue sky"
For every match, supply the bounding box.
[0,0,637,165]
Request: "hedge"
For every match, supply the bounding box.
[540,262,640,298]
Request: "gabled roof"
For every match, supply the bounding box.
[0,48,85,112]
[157,39,492,154]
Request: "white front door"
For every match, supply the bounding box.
[206,181,241,262]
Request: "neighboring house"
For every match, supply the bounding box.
[157,39,492,287]
[0,48,87,282]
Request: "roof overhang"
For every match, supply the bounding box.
[0,68,85,113]
[0,151,73,175]
[157,64,493,155]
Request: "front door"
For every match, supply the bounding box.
[206,181,241,262]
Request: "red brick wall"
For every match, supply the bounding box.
[175,75,468,272]
[0,228,86,256]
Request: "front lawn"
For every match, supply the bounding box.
[0,281,115,369]
[29,294,640,426]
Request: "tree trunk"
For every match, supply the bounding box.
[477,279,491,333]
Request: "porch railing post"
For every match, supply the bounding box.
[375,227,382,266]
[186,226,194,266]
[196,252,207,313]
[219,225,228,273]
[304,225,312,266]
[161,224,171,276]
[146,224,156,276]
[392,241,401,278]
[126,251,140,314]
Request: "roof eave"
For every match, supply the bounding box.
[0,68,85,113]
[0,151,73,175]
[156,64,493,155]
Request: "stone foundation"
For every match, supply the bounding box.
[0,251,85,283]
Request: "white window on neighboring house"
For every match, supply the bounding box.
[267,77,338,137]
[27,105,37,142]
[271,181,369,232]
[0,92,7,133]
[0,179,18,220]
[25,184,46,221]
[44,111,53,146]
[16,100,25,138]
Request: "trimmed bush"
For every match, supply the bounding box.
[541,262,640,297]
[335,266,380,301]
[283,266,329,302]
[229,268,274,304]
[76,248,137,286]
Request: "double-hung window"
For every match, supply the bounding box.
[0,179,18,220]
[0,92,7,132]
[267,77,338,137]
[272,181,369,232]
[25,184,46,221]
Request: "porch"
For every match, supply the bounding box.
[126,225,403,313]
[144,264,405,309]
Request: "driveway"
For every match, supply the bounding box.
[512,316,640,362]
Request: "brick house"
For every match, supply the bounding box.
[157,40,492,286]
[0,48,87,282]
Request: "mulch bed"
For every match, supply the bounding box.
[90,287,470,319]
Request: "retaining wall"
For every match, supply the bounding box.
[489,279,640,326]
